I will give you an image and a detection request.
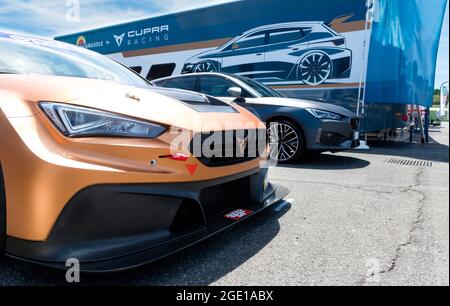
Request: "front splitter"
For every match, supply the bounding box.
[7,184,288,272]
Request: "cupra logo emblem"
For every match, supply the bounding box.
[237,136,249,154]
[114,33,125,47]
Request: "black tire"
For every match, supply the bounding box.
[267,119,306,164]
[0,164,6,255]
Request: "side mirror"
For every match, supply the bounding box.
[228,87,243,99]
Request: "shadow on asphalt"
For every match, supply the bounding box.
[280,153,371,170]
[0,202,291,285]
[353,133,449,164]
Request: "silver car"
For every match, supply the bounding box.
[154,73,360,163]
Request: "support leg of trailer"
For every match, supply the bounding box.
[410,125,413,143]
[417,107,426,144]
[425,108,430,143]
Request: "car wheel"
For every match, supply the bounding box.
[0,163,6,255]
[193,61,218,73]
[298,52,332,86]
[268,120,305,164]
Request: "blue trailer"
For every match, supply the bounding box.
[55,0,446,134]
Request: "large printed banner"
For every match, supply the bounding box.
[365,0,448,108]
[55,0,447,130]
[56,0,368,91]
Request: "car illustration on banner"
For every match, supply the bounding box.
[182,22,352,86]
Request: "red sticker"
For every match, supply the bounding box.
[224,209,253,220]
[185,164,198,176]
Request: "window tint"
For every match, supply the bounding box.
[198,76,254,98]
[268,28,303,44]
[232,75,284,98]
[232,32,266,50]
[146,63,176,80]
[198,76,237,97]
[163,77,197,91]
[130,66,142,74]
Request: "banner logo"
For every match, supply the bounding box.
[76,35,86,47]
[114,33,125,47]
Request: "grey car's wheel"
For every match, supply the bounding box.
[193,61,218,73]
[268,120,305,164]
[298,52,332,86]
[0,164,6,255]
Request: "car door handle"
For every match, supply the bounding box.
[292,48,299,51]
[256,53,263,56]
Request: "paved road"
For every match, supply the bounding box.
[0,124,448,286]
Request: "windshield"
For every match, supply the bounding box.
[232,75,284,98]
[218,35,242,50]
[0,34,148,86]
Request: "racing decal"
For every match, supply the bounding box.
[185,164,198,176]
[224,209,253,220]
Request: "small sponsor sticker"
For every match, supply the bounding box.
[224,209,253,220]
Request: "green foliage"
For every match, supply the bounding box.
[433,94,440,105]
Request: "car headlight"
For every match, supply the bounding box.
[39,102,166,138]
[306,108,343,121]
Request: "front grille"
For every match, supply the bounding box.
[190,129,264,167]
[350,118,359,130]
[200,176,250,219]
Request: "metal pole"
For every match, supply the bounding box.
[440,81,449,119]
[410,123,413,143]
[357,0,375,118]
[417,106,426,144]
[425,108,430,143]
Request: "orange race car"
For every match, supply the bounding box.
[0,33,288,272]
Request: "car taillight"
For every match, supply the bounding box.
[333,38,345,46]
[402,114,409,122]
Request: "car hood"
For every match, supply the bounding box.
[142,85,209,103]
[0,75,261,132]
[251,97,357,118]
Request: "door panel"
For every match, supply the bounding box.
[221,32,267,77]
[264,28,311,81]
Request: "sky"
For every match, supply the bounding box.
[0,0,448,88]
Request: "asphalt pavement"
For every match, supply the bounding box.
[0,124,448,286]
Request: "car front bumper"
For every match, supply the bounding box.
[6,168,288,272]
[308,118,360,152]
